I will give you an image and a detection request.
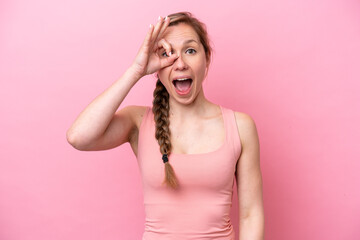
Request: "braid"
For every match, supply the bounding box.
[152,79,179,189]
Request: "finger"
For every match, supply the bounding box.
[157,39,172,56]
[159,53,178,69]
[150,16,165,43]
[155,16,170,42]
[140,23,155,50]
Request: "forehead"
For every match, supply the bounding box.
[162,23,200,46]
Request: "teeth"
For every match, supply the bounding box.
[175,78,191,81]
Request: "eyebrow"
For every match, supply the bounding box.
[158,39,199,52]
[183,39,198,44]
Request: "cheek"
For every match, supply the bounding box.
[158,72,171,90]
[192,54,207,72]
[157,69,168,81]
[195,61,207,78]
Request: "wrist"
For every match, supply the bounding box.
[127,64,144,80]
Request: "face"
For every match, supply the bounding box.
[157,23,209,105]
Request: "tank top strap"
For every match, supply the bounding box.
[220,105,242,161]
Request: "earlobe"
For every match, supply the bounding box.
[205,66,209,78]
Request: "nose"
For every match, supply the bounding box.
[173,54,188,71]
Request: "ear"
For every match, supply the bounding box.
[205,64,209,78]
[154,72,159,79]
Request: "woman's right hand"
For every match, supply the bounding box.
[130,16,179,79]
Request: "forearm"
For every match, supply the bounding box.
[239,212,265,240]
[66,66,141,145]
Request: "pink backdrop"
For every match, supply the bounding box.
[1,0,359,239]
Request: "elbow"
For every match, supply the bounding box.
[240,205,265,221]
[66,130,85,150]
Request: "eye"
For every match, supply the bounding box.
[161,50,172,57]
[186,48,196,54]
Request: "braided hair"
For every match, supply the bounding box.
[152,79,178,189]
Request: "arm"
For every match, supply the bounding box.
[235,112,265,240]
[66,67,141,151]
[66,16,178,151]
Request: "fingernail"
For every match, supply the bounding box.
[169,51,172,56]
[158,16,161,21]
[149,24,152,28]
[164,16,168,20]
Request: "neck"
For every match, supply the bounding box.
[168,88,213,121]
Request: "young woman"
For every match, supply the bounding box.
[67,12,264,240]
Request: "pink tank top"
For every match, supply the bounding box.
[137,105,242,240]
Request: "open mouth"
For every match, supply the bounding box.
[172,78,193,93]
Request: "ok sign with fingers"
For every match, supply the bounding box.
[131,16,179,79]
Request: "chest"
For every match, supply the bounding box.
[169,117,225,155]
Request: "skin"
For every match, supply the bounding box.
[151,18,265,239]
[156,23,209,112]
[138,18,265,239]
[155,22,225,154]
[67,15,264,239]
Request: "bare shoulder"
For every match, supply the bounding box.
[233,111,259,147]
[121,105,149,129]
[113,104,149,142]
[115,105,148,131]
[118,105,149,156]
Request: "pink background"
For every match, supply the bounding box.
[1,0,359,239]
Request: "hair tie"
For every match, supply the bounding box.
[162,154,169,164]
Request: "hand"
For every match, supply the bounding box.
[130,16,178,78]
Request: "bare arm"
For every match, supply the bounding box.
[66,67,140,150]
[235,112,265,240]
[66,15,178,151]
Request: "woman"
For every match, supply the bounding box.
[67,12,264,240]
